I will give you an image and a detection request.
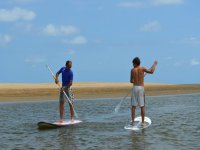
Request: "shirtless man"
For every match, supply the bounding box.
[130,57,158,126]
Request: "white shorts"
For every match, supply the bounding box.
[131,86,145,107]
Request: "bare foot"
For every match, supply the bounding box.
[59,119,63,123]
[71,117,74,122]
[131,121,134,126]
[141,122,146,127]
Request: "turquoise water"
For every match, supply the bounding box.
[0,94,200,150]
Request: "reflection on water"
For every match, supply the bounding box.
[0,94,200,150]
[58,127,77,150]
[129,131,147,149]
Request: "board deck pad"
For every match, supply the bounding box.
[124,116,151,131]
[38,120,82,129]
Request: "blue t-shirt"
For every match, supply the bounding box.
[57,67,73,87]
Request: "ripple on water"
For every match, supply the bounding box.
[0,94,200,150]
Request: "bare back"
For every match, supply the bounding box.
[130,66,145,86]
[130,60,157,86]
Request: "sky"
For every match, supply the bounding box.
[0,0,200,84]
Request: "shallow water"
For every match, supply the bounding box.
[0,94,200,150]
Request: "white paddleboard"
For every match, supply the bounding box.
[124,116,151,131]
[38,120,82,129]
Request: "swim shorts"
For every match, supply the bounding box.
[59,87,74,104]
[131,86,145,107]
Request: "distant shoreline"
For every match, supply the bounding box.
[0,82,200,102]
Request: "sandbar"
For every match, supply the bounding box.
[0,82,200,102]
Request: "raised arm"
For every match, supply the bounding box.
[144,61,158,74]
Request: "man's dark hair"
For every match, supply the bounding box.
[66,60,72,66]
[132,57,140,66]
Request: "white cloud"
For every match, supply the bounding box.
[0,7,36,22]
[14,0,33,3]
[183,37,200,45]
[24,24,33,31]
[8,0,34,3]
[0,34,12,45]
[15,22,33,31]
[24,57,46,64]
[152,0,184,6]
[7,0,33,3]
[140,20,161,32]
[68,36,87,45]
[63,36,87,45]
[64,49,76,55]
[191,58,200,66]
[165,56,173,60]
[117,0,184,9]
[174,61,183,67]
[117,2,144,8]
[43,24,78,36]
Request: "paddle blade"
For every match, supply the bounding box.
[114,101,122,113]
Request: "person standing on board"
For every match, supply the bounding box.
[55,60,75,122]
[130,57,158,126]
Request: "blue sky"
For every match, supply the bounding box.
[0,0,200,84]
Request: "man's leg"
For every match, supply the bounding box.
[131,106,136,126]
[139,87,145,125]
[66,89,75,121]
[60,102,64,122]
[69,103,74,121]
[141,106,145,125]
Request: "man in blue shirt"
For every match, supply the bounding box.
[55,60,74,122]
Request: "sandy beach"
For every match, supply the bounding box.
[0,82,200,102]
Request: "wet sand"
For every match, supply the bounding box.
[0,82,200,102]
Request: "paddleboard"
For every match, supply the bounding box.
[124,116,151,131]
[38,120,82,129]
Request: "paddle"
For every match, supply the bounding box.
[114,90,131,113]
[46,65,78,118]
